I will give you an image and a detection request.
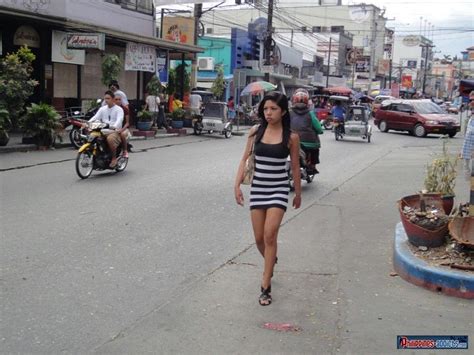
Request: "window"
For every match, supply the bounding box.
[119,0,153,15]
[312,26,322,33]
[331,26,344,33]
[396,104,414,113]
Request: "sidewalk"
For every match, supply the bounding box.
[95,142,472,354]
[0,126,251,154]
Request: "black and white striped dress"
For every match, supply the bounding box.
[250,141,290,211]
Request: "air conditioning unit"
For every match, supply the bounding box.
[198,57,215,71]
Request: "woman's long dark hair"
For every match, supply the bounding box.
[251,91,291,146]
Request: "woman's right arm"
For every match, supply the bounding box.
[234,126,258,206]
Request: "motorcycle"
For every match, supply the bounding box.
[287,148,315,191]
[75,122,130,179]
[65,100,102,148]
[334,120,345,141]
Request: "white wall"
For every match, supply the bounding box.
[1,0,155,38]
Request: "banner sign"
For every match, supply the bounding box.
[162,16,195,46]
[405,60,417,69]
[67,33,105,50]
[391,83,400,98]
[355,56,370,72]
[377,59,390,75]
[125,42,156,72]
[401,75,413,88]
[156,50,169,83]
[52,30,85,65]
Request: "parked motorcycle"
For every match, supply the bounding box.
[287,149,315,191]
[65,100,102,148]
[75,122,130,179]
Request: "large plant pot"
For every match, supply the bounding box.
[398,194,449,248]
[184,118,193,128]
[448,216,474,249]
[171,120,184,129]
[35,132,54,147]
[0,130,9,146]
[441,195,454,215]
[136,121,153,131]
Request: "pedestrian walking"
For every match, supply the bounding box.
[145,91,160,127]
[227,96,236,123]
[461,116,473,175]
[234,92,301,306]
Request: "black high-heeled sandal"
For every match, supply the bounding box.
[259,285,272,306]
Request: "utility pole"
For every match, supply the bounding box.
[290,29,293,48]
[420,43,435,95]
[264,0,274,81]
[192,3,203,89]
[326,37,332,88]
[368,6,377,94]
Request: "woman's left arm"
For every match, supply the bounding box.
[290,133,302,209]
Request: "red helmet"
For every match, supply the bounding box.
[292,89,309,105]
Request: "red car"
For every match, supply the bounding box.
[374,99,460,138]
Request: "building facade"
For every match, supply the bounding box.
[0,0,201,112]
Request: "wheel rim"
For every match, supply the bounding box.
[116,156,128,172]
[379,121,387,131]
[70,129,82,147]
[415,125,425,137]
[76,152,93,178]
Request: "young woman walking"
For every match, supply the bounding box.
[234,92,302,306]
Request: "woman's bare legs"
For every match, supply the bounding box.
[251,209,266,258]
[261,208,285,289]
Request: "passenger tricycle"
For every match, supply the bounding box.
[193,102,233,138]
[334,105,373,143]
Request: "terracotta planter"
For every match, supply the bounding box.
[441,195,454,215]
[448,216,474,249]
[398,194,449,248]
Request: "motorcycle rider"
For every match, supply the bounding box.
[108,80,129,108]
[331,100,346,134]
[290,89,323,174]
[87,90,124,168]
[114,95,130,159]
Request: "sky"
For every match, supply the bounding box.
[158,0,474,57]
[362,0,473,57]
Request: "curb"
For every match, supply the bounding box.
[393,222,474,299]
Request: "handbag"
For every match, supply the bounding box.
[242,136,256,185]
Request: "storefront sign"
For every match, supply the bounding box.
[162,16,195,46]
[67,33,105,50]
[402,35,420,47]
[401,75,413,88]
[405,60,417,69]
[377,59,390,75]
[156,50,169,83]
[52,31,85,65]
[355,56,370,72]
[14,25,40,48]
[125,42,156,72]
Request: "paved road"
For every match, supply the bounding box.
[1,123,472,354]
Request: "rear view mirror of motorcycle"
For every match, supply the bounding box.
[96,99,102,104]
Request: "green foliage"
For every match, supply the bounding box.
[146,75,162,96]
[101,54,122,87]
[211,65,225,100]
[0,45,38,128]
[424,139,458,196]
[137,109,153,122]
[167,64,190,96]
[171,108,185,120]
[0,108,11,131]
[20,103,62,146]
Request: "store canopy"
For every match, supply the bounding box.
[323,86,353,95]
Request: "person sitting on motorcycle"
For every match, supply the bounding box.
[114,95,130,159]
[87,90,124,168]
[331,101,346,134]
[290,89,323,174]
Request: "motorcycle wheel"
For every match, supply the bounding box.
[323,120,333,130]
[69,127,84,149]
[335,128,339,141]
[224,125,232,139]
[115,156,128,172]
[76,151,94,179]
[194,122,203,135]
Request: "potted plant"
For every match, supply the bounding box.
[20,103,62,148]
[101,54,122,87]
[136,109,154,131]
[423,138,458,214]
[171,108,185,129]
[0,108,11,146]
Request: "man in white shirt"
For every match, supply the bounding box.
[145,92,160,126]
[109,80,129,108]
[189,92,202,116]
[88,90,124,168]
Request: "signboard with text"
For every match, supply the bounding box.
[51,30,85,65]
[156,50,169,83]
[355,56,370,72]
[401,75,413,88]
[162,16,195,46]
[125,42,156,72]
[67,33,105,50]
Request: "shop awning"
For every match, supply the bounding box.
[0,6,203,54]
